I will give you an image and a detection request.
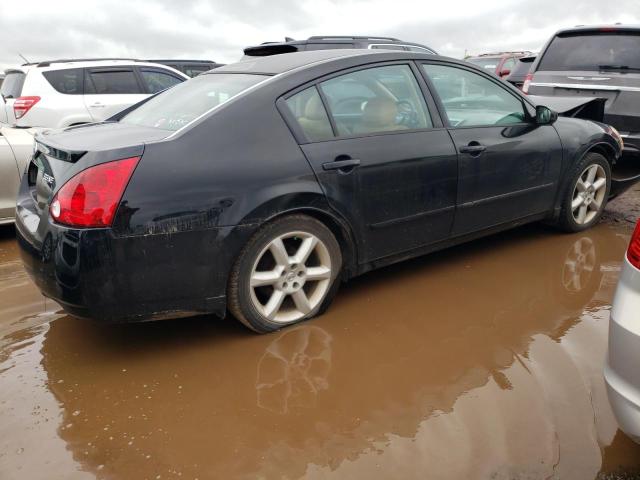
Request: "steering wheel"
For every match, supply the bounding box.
[333,96,369,114]
[396,100,419,127]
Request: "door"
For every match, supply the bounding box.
[421,63,563,236]
[281,64,458,263]
[0,136,20,220]
[83,67,147,121]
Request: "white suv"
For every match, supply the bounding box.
[0,59,189,128]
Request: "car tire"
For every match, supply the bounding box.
[555,152,611,232]
[228,214,342,333]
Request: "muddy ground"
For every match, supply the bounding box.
[1,186,640,480]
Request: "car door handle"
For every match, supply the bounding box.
[322,159,361,172]
[459,144,486,154]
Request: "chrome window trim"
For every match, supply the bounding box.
[530,82,640,92]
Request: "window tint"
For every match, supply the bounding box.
[140,69,183,94]
[538,32,640,71]
[87,69,141,94]
[121,73,266,131]
[319,65,432,136]
[0,72,25,98]
[284,87,334,142]
[423,64,526,127]
[43,68,83,95]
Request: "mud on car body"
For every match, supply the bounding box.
[15,49,628,333]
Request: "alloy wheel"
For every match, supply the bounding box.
[249,231,332,323]
[571,164,607,225]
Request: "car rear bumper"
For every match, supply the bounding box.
[15,215,229,323]
[605,256,640,443]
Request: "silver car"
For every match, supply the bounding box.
[0,126,34,224]
[605,220,640,443]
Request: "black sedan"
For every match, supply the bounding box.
[16,50,626,333]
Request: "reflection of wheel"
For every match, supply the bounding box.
[396,100,418,127]
[555,235,601,309]
[562,237,596,293]
[228,215,342,333]
[556,152,611,232]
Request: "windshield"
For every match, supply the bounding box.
[120,73,268,131]
[1,72,26,98]
[467,58,500,71]
[538,32,640,71]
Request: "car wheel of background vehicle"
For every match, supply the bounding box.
[228,214,342,333]
[556,152,611,232]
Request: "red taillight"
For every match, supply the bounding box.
[628,221,640,270]
[49,157,140,228]
[522,73,533,94]
[13,96,40,119]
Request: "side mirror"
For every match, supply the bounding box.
[536,105,558,125]
[499,69,511,77]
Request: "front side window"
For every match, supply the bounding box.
[43,68,83,95]
[284,87,334,142]
[87,69,141,94]
[423,64,526,127]
[140,69,183,94]
[319,64,432,136]
[121,73,267,131]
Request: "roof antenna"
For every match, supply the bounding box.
[18,52,30,64]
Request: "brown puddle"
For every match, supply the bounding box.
[1,221,640,479]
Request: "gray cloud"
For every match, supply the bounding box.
[1,0,638,70]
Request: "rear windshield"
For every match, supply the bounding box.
[120,73,267,131]
[538,32,640,71]
[510,58,534,76]
[467,57,500,72]
[1,71,26,98]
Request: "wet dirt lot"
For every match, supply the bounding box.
[2,187,640,480]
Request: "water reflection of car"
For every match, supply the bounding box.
[16,49,627,333]
[605,220,640,444]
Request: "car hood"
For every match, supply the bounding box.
[528,95,606,122]
[36,122,170,152]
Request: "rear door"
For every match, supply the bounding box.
[83,67,147,121]
[280,63,458,263]
[421,62,563,235]
[529,30,640,133]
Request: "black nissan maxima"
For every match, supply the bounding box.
[16,49,626,333]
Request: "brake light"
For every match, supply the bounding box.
[13,96,40,119]
[522,73,533,94]
[49,157,139,228]
[628,221,640,270]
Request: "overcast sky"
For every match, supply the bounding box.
[1,0,639,70]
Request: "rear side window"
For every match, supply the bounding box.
[538,32,640,71]
[43,68,83,94]
[0,72,25,98]
[319,64,432,136]
[121,73,267,131]
[284,87,334,142]
[86,69,142,94]
[140,69,183,94]
[183,66,213,77]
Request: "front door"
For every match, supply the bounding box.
[282,64,458,263]
[421,63,563,236]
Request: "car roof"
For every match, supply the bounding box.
[4,60,189,77]
[211,49,438,75]
[554,24,640,35]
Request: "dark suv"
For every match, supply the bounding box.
[526,25,640,153]
[243,36,437,57]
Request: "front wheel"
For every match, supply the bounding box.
[228,215,342,333]
[555,152,611,232]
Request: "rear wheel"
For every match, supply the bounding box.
[228,215,342,333]
[555,152,611,232]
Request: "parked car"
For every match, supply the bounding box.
[466,52,532,78]
[605,219,640,444]
[0,59,188,128]
[243,36,437,57]
[0,126,35,224]
[525,25,640,154]
[16,49,628,333]
[0,72,4,87]
[147,60,223,77]
[505,55,536,90]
